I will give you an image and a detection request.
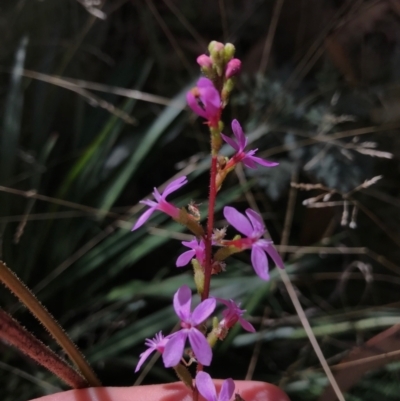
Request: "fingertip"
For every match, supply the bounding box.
[229,380,291,401]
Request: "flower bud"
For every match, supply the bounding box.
[196,54,212,69]
[221,78,235,106]
[225,58,241,78]
[223,43,236,62]
[208,41,225,76]
[208,40,224,54]
[192,259,205,295]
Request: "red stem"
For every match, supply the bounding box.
[193,156,217,401]
[202,155,218,301]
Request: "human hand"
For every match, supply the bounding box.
[29,380,290,401]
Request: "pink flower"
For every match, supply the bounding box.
[163,285,216,367]
[132,176,187,231]
[196,371,235,401]
[217,298,255,333]
[221,120,278,169]
[176,238,206,268]
[223,206,284,281]
[187,78,221,127]
[135,331,170,373]
[225,58,241,78]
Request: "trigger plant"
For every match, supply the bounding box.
[132,41,284,401]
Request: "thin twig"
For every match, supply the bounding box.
[144,0,193,73]
[161,0,207,48]
[0,185,121,220]
[278,170,346,400]
[278,269,346,401]
[219,0,229,42]
[280,168,298,258]
[258,0,285,75]
[18,69,178,108]
[245,306,269,380]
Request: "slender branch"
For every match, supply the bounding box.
[0,309,88,388]
[0,261,101,387]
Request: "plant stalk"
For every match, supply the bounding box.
[202,155,218,301]
[0,261,101,387]
[0,309,88,388]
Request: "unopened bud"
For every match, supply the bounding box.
[221,78,235,105]
[217,155,227,170]
[209,41,225,76]
[211,260,226,275]
[223,43,235,62]
[208,41,224,54]
[192,259,205,295]
[197,54,212,69]
[225,58,241,78]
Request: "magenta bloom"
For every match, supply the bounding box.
[223,206,284,281]
[217,298,255,333]
[186,78,221,126]
[196,371,235,401]
[135,331,170,373]
[132,176,187,231]
[163,285,216,367]
[176,238,206,267]
[221,120,278,169]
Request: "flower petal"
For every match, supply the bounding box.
[251,245,270,281]
[176,250,195,267]
[238,316,256,333]
[188,328,213,366]
[250,155,279,167]
[201,86,221,112]
[182,238,199,249]
[219,378,235,401]
[197,77,214,88]
[231,119,246,151]
[173,285,192,321]
[135,347,155,373]
[162,331,186,368]
[221,133,239,152]
[162,176,188,198]
[261,242,285,269]
[242,155,257,169]
[192,298,216,325]
[196,371,217,401]
[132,207,156,231]
[245,208,265,236]
[223,206,254,237]
[187,92,208,119]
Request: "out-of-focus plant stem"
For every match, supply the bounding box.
[0,261,101,387]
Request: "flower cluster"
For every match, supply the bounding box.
[132,41,284,400]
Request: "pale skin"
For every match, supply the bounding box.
[29,381,291,401]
